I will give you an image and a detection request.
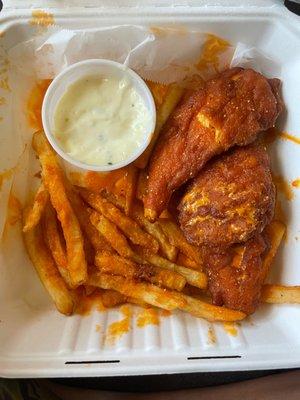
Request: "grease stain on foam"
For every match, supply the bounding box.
[95,324,101,332]
[196,34,230,74]
[280,131,300,146]
[0,97,6,106]
[0,168,14,191]
[273,175,294,201]
[106,305,132,345]
[137,308,159,328]
[223,322,238,336]
[207,325,216,345]
[0,77,10,91]
[30,10,55,28]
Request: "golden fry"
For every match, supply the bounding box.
[89,273,185,311]
[101,289,127,308]
[42,203,73,287]
[262,285,300,304]
[23,218,74,315]
[90,210,134,259]
[131,202,178,261]
[135,84,184,169]
[23,183,49,232]
[124,165,138,216]
[158,218,203,266]
[32,131,87,287]
[136,170,148,202]
[95,251,186,291]
[177,252,199,270]
[262,220,286,281]
[136,250,207,289]
[80,188,159,253]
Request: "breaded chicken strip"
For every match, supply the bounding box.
[144,68,283,220]
[178,144,275,247]
[203,233,269,315]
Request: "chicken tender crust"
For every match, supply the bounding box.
[178,144,276,247]
[144,68,283,220]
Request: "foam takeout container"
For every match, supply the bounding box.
[1,0,300,378]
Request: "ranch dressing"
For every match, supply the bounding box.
[53,75,151,167]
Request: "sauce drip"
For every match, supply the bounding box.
[106,305,132,344]
[137,308,159,328]
[223,322,238,336]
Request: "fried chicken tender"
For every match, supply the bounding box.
[203,233,269,314]
[178,144,276,247]
[144,68,283,220]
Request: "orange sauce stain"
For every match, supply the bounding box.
[27,80,52,130]
[30,10,55,28]
[196,34,230,73]
[106,305,132,344]
[95,324,101,332]
[150,26,188,38]
[137,308,159,328]
[161,309,171,317]
[4,194,22,227]
[280,131,300,146]
[223,322,238,336]
[0,77,10,91]
[273,175,294,201]
[0,168,14,190]
[207,325,216,345]
[0,97,6,106]
[75,288,106,316]
[292,179,300,188]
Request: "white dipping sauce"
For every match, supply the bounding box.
[53,75,151,167]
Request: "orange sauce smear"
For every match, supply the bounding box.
[27,79,52,130]
[0,168,14,190]
[137,308,159,328]
[0,77,10,91]
[106,305,132,344]
[223,322,238,337]
[6,194,22,226]
[196,34,230,73]
[273,175,294,201]
[292,179,300,188]
[30,10,55,27]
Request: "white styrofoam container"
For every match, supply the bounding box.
[1,0,300,378]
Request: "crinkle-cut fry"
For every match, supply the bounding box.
[136,170,148,202]
[80,188,159,253]
[67,188,113,253]
[261,285,300,304]
[177,252,199,270]
[88,273,185,311]
[32,130,87,287]
[90,210,134,259]
[101,289,127,308]
[131,202,178,262]
[136,250,207,289]
[42,203,73,287]
[262,220,286,281]
[135,84,184,169]
[158,218,203,266]
[23,217,74,315]
[89,273,245,321]
[95,251,186,291]
[23,183,49,232]
[179,293,246,322]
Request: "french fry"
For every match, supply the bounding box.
[131,202,178,261]
[158,218,203,266]
[90,210,134,259]
[89,273,245,321]
[177,252,199,270]
[135,84,184,169]
[89,273,185,311]
[262,220,286,281]
[101,289,127,308]
[32,130,87,287]
[136,170,148,202]
[136,250,207,289]
[23,217,74,315]
[67,188,113,253]
[95,251,186,291]
[262,285,300,304]
[80,188,159,253]
[84,285,97,296]
[23,183,49,232]
[42,203,73,287]
[124,165,138,216]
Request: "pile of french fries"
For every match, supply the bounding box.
[22,81,299,321]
